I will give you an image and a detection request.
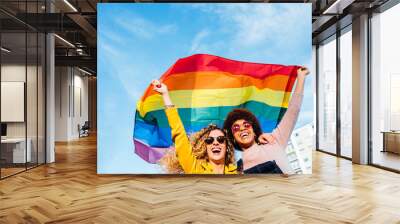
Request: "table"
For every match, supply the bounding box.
[1,138,31,163]
[381,131,400,154]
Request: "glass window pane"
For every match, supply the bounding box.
[38,33,45,165]
[0,1,46,179]
[318,36,337,154]
[26,0,39,169]
[1,30,27,177]
[340,29,352,158]
[371,4,400,171]
[27,31,38,169]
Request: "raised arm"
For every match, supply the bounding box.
[272,68,309,146]
[152,80,199,173]
[152,80,174,106]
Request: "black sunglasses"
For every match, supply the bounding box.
[204,136,227,145]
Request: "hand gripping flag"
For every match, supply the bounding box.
[134,54,299,163]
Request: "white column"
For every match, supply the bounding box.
[352,14,369,164]
[45,0,55,163]
[46,33,55,163]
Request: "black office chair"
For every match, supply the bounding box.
[79,121,90,138]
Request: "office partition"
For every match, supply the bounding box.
[0,1,47,179]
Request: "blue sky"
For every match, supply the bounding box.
[98,3,312,174]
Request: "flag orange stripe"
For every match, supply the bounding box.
[142,71,296,100]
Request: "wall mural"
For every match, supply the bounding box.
[98,3,313,174]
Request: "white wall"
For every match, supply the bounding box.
[72,73,89,138]
[55,67,89,141]
[1,65,40,138]
[1,63,46,164]
[55,66,69,141]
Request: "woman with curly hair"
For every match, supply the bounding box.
[223,67,309,174]
[158,124,237,174]
[152,80,236,174]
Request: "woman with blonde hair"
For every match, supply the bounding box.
[152,80,237,174]
[158,124,237,174]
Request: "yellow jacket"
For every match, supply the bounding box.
[165,108,237,174]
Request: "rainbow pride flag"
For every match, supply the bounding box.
[134,54,299,163]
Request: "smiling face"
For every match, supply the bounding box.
[231,119,256,150]
[205,129,227,164]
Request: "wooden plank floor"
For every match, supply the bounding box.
[1,135,400,224]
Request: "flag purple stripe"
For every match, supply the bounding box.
[133,139,173,164]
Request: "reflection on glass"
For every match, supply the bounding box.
[27,31,38,169]
[1,31,27,177]
[318,37,337,154]
[371,4,400,171]
[340,29,352,158]
[38,33,46,165]
[0,1,47,179]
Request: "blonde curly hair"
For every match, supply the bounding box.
[158,124,236,174]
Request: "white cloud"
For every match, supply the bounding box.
[114,15,177,40]
[158,24,178,34]
[189,29,210,53]
[99,29,125,45]
[188,4,309,54]
[99,41,120,58]
[220,4,307,47]
[116,68,148,103]
[99,44,146,103]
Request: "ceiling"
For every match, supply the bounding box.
[0,0,393,75]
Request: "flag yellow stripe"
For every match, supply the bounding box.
[137,86,291,117]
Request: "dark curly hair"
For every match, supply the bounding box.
[223,108,263,150]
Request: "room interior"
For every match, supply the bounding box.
[0,0,399,222]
